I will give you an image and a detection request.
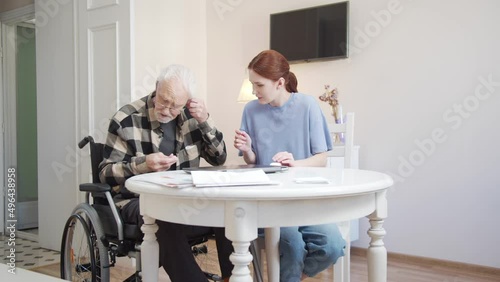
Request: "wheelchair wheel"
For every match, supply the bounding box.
[61,203,109,282]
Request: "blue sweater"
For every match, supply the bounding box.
[239,93,332,165]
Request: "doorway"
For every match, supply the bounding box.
[15,22,38,235]
[1,14,38,241]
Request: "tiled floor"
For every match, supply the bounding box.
[0,233,60,269]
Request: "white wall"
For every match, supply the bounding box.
[207,0,500,268]
[133,0,207,102]
[35,0,77,250]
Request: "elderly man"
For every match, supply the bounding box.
[99,64,232,282]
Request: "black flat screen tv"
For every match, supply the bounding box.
[270,1,349,63]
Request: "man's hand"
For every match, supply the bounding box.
[145,152,178,171]
[187,98,209,123]
[234,129,252,153]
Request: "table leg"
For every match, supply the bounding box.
[264,227,280,282]
[141,215,159,282]
[224,201,258,282]
[367,191,387,282]
[230,241,254,282]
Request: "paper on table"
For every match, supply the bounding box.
[191,169,278,187]
[133,173,194,188]
[294,177,331,184]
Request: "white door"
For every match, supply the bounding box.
[78,0,133,143]
[36,0,133,250]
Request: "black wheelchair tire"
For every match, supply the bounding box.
[60,203,110,282]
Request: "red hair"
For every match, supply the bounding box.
[247,50,298,93]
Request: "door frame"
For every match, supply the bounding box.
[0,20,3,235]
[0,4,35,238]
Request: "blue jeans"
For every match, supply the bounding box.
[279,224,345,282]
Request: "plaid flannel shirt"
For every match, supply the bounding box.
[99,92,227,189]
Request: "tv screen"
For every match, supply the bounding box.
[270,2,349,63]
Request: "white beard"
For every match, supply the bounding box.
[155,111,173,124]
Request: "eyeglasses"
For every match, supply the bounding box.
[154,97,185,113]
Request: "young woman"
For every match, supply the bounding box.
[234,50,345,281]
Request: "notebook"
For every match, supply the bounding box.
[182,164,289,174]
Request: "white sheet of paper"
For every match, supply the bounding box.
[191,169,277,187]
[134,172,193,188]
[294,177,331,184]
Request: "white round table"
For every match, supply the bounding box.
[126,167,393,282]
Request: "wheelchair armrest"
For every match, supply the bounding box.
[79,183,112,193]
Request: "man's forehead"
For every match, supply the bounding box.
[157,79,189,102]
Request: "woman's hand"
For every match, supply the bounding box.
[272,151,295,167]
[234,129,252,152]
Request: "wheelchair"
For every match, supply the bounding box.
[60,136,223,282]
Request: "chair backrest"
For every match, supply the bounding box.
[328,113,355,282]
[328,112,355,169]
[78,136,105,183]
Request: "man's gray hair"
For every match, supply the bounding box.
[157,64,196,97]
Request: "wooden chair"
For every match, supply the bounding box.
[329,112,355,282]
[252,112,355,282]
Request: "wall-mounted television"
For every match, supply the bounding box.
[270,1,349,63]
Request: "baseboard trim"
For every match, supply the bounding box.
[17,230,38,242]
[351,247,500,277]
